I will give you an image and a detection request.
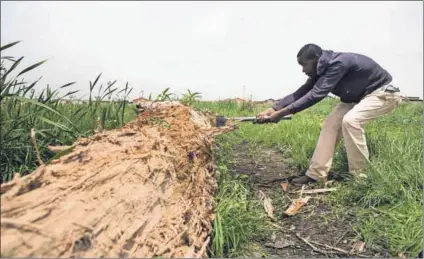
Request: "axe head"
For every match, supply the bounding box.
[216,115,227,127]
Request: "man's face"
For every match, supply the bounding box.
[297,57,318,78]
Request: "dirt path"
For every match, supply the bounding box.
[226,140,391,258]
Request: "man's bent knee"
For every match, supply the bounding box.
[341,115,357,128]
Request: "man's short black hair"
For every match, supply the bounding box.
[297,44,322,61]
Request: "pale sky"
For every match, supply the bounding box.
[1,1,423,101]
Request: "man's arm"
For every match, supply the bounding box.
[284,62,347,114]
[272,77,316,111]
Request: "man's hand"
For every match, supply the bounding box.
[268,110,282,122]
[257,108,292,123]
[257,108,275,119]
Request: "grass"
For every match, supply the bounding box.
[208,132,272,258]
[211,164,269,257]
[1,40,422,258]
[329,102,423,257]
[196,98,423,258]
[1,41,138,182]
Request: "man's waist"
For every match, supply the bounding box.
[339,84,400,103]
[359,83,400,100]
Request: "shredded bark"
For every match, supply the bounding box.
[1,102,233,258]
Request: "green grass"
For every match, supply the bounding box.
[1,41,138,182]
[330,102,423,257]
[207,132,272,258]
[210,164,269,257]
[196,99,423,258]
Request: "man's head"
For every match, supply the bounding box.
[297,44,322,78]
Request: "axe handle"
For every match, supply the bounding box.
[253,116,292,124]
[232,116,292,121]
[215,115,292,127]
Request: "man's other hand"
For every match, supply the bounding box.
[268,111,282,122]
[257,108,275,119]
[257,108,291,123]
[256,115,271,124]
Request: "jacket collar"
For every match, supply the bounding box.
[316,50,334,76]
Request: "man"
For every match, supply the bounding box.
[257,44,402,185]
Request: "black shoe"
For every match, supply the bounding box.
[291,175,316,185]
[296,169,307,176]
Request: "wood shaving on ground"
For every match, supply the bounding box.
[0,102,235,258]
[258,191,275,219]
[47,145,75,153]
[351,241,366,253]
[284,197,310,216]
[280,182,289,192]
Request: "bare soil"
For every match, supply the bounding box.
[226,140,391,258]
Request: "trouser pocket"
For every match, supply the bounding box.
[372,87,402,105]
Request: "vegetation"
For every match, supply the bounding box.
[196,98,423,258]
[1,41,422,257]
[180,89,202,106]
[209,133,271,258]
[1,41,137,183]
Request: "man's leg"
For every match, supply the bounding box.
[341,88,402,176]
[294,102,355,184]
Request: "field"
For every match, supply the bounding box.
[1,41,423,258]
[195,98,423,258]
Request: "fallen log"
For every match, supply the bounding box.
[1,102,233,258]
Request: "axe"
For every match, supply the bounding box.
[216,115,292,127]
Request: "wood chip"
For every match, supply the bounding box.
[47,145,75,152]
[284,197,310,216]
[351,241,366,253]
[280,182,289,192]
[259,191,275,219]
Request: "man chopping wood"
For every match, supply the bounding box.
[257,44,402,185]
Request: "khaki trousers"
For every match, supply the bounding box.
[305,86,402,182]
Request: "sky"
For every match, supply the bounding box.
[1,1,423,101]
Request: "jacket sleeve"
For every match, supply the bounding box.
[286,62,347,114]
[272,77,315,111]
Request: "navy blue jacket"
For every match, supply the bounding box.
[272,50,393,113]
